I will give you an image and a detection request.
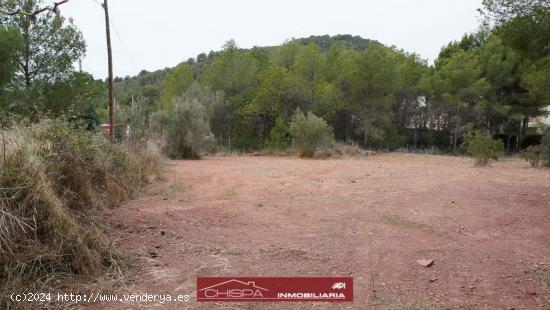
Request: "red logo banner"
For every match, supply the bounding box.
[197,277,353,302]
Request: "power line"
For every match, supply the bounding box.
[84,0,141,71]
[88,0,103,8]
[109,15,141,69]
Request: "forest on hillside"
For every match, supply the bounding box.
[1,1,549,155]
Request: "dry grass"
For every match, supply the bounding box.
[0,120,160,308]
[222,143,374,159]
[314,143,374,158]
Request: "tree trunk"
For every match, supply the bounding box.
[23,18,31,89]
[345,112,350,142]
[363,128,368,149]
[413,128,418,149]
[452,128,458,155]
[310,74,315,112]
[518,116,529,150]
[21,16,32,115]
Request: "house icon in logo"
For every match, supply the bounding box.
[199,279,269,292]
[198,279,269,300]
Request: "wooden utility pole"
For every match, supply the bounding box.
[103,0,114,141]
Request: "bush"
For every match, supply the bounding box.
[315,143,371,158]
[266,117,289,150]
[0,119,159,303]
[462,131,504,166]
[289,110,334,157]
[383,131,407,151]
[521,145,544,167]
[522,128,550,167]
[163,98,212,159]
[118,95,153,147]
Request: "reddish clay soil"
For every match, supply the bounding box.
[99,154,550,309]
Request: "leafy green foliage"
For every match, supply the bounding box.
[0,3,547,158]
[521,145,545,167]
[177,81,228,140]
[542,128,550,163]
[0,0,86,87]
[94,31,548,155]
[522,127,550,167]
[253,65,305,120]
[202,40,259,97]
[349,44,398,147]
[42,72,105,117]
[295,34,376,51]
[481,0,550,59]
[1,0,87,117]
[463,131,505,166]
[289,110,334,157]
[163,98,212,159]
[271,41,301,68]
[0,25,21,90]
[266,117,289,150]
[521,55,550,105]
[158,63,194,110]
[117,95,153,147]
[114,68,170,109]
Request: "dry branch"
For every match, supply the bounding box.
[0,0,69,17]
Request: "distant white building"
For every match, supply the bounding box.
[529,106,550,129]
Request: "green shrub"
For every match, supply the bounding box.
[522,128,550,167]
[384,131,407,151]
[266,117,289,150]
[521,145,544,167]
[118,95,153,147]
[289,110,334,157]
[150,109,168,134]
[462,131,504,166]
[163,98,212,159]
[542,128,550,160]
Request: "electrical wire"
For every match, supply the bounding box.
[84,0,142,72]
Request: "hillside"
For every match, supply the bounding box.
[113,34,377,106]
[295,34,378,51]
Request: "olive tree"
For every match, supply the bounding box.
[289,109,333,157]
[163,98,212,159]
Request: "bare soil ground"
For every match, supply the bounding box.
[99,154,550,309]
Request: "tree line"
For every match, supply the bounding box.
[1,0,548,154]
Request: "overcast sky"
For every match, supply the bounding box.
[61,0,483,79]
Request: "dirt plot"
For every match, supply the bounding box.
[100,154,550,309]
